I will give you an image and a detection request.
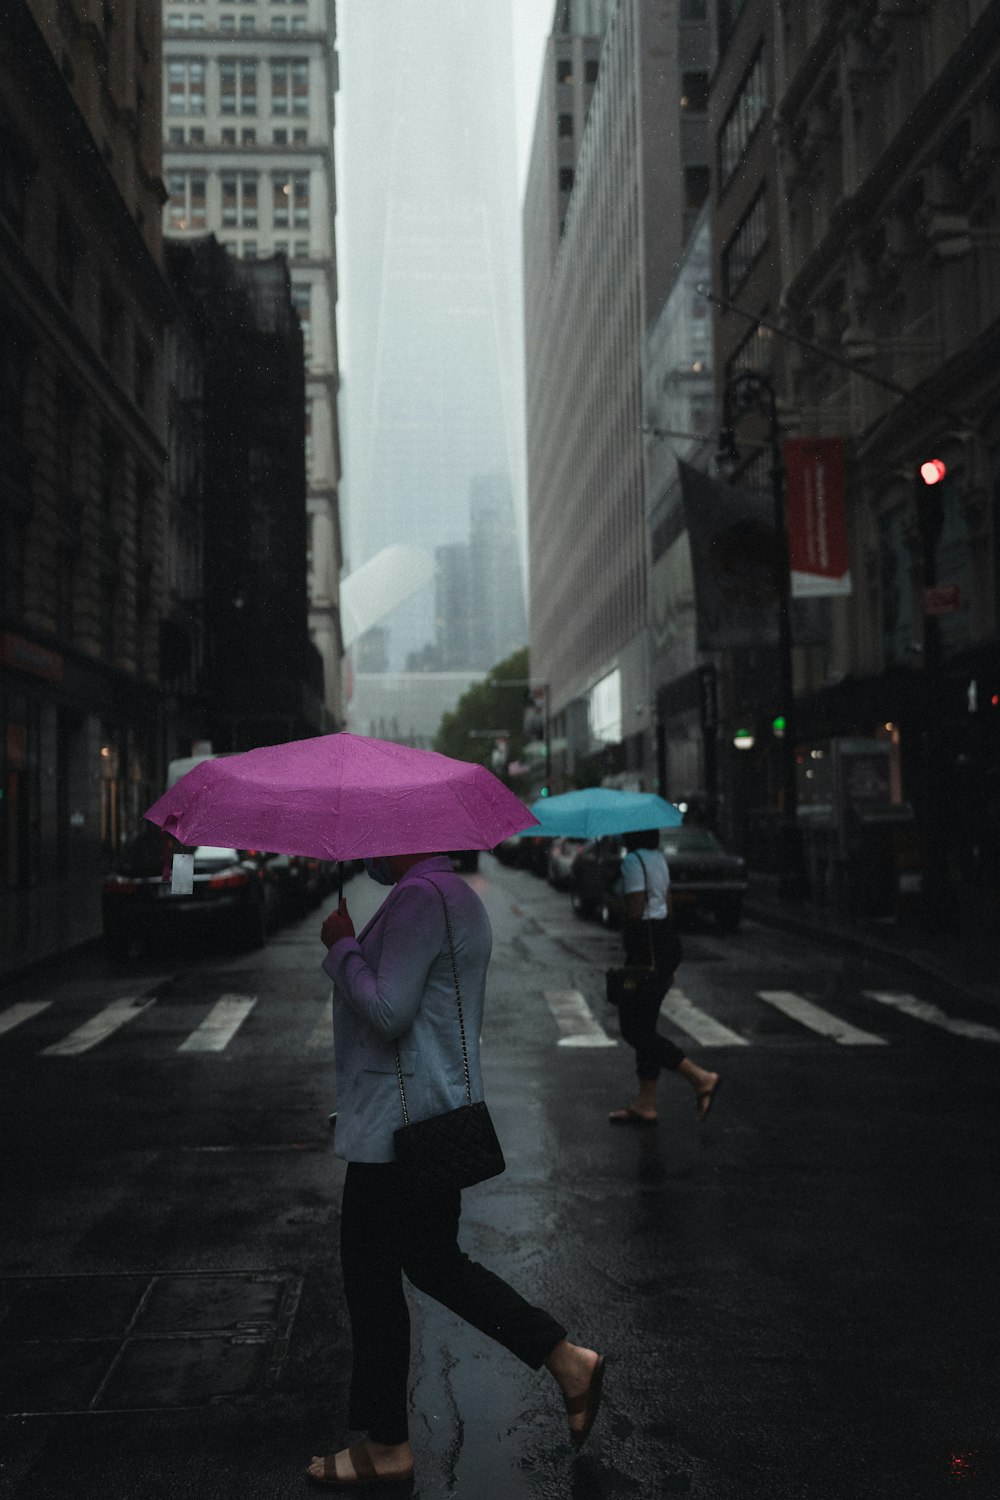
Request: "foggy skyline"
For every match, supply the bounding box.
[336,0,543,671]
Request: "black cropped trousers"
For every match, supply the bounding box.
[339,1159,566,1445]
[618,918,684,1081]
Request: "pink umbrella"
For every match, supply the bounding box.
[144,733,538,861]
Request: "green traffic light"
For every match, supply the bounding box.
[772,715,787,735]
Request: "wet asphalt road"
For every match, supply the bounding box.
[1,856,998,1499]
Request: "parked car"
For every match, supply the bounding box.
[570,827,747,931]
[101,825,276,958]
[547,836,587,889]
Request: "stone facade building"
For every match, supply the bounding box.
[161,0,343,723]
[1,0,171,971]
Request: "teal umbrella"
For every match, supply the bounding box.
[525,788,682,839]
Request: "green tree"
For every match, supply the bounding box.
[433,648,530,781]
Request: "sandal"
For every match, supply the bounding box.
[608,1105,658,1126]
[306,1444,415,1489]
[696,1077,722,1122]
[564,1354,607,1451]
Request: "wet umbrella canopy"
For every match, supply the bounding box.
[525,788,683,840]
[144,733,538,861]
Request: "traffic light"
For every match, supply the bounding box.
[918,458,946,486]
[539,786,550,797]
[772,714,787,739]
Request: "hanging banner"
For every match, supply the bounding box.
[677,461,779,651]
[783,438,852,597]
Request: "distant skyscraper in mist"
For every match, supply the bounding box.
[338,0,526,673]
[469,473,527,670]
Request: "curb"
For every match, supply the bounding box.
[744,899,993,1009]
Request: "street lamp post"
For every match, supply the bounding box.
[717,370,808,900]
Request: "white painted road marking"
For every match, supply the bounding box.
[41,997,156,1056]
[864,991,1000,1043]
[0,1002,52,1037]
[544,989,616,1047]
[661,989,749,1047]
[178,994,257,1052]
[756,990,887,1045]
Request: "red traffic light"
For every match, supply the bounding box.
[919,458,947,485]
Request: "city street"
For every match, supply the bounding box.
[1,858,1000,1500]
[1,859,998,1499]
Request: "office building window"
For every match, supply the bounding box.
[558,113,573,137]
[166,171,207,230]
[585,58,599,83]
[190,127,205,143]
[718,47,767,187]
[291,15,306,29]
[219,57,257,114]
[166,57,206,114]
[681,71,709,112]
[559,167,574,192]
[292,127,307,143]
[557,57,572,84]
[294,237,309,258]
[221,171,257,227]
[274,237,288,255]
[272,170,309,228]
[220,13,236,30]
[722,187,767,295]
[221,127,236,144]
[243,240,258,259]
[684,165,710,209]
[271,14,287,29]
[239,13,255,28]
[274,127,288,143]
[271,59,289,112]
[242,126,256,144]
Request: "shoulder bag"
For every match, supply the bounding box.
[392,878,506,1194]
[605,851,657,1008]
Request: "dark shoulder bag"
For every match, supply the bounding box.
[605,851,657,1007]
[392,878,506,1194]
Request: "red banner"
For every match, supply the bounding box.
[783,438,851,597]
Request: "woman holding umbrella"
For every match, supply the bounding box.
[608,828,721,1127]
[307,851,605,1488]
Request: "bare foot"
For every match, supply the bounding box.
[694,1070,721,1121]
[544,1340,603,1444]
[307,1440,414,1485]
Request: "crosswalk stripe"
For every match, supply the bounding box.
[864,990,1000,1043]
[756,990,887,1046]
[178,994,257,1052]
[0,1001,52,1038]
[41,997,156,1056]
[661,989,749,1047]
[543,989,616,1047]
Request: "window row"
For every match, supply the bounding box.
[166,124,310,144]
[718,47,767,188]
[166,13,311,32]
[166,170,311,231]
[166,58,309,115]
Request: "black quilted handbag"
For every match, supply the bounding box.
[393,880,506,1194]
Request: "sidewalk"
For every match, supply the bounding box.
[744,872,998,1007]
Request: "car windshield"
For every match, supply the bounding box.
[660,828,723,855]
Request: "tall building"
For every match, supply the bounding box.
[160,0,343,724]
[165,237,323,751]
[468,473,527,670]
[1,0,170,971]
[524,0,712,786]
[771,0,1000,918]
[337,0,526,679]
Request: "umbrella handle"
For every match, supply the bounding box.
[337,862,344,904]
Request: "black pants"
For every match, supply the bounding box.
[340,1160,567,1444]
[619,919,684,1081]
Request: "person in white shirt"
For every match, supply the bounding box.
[608,829,722,1126]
